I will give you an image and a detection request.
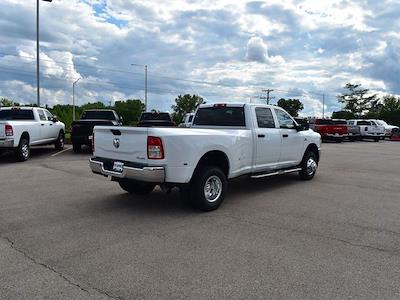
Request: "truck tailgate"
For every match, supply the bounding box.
[94,126,149,164]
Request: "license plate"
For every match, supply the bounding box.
[113,161,124,172]
[335,133,339,136]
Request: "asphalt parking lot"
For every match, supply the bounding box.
[1,141,400,299]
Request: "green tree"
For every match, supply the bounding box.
[276,98,304,117]
[337,83,378,117]
[379,95,400,126]
[0,97,14,107]
[80,101,106,111]
[331,110,355,119]
[114,99,144,125]
[171,94,204,124]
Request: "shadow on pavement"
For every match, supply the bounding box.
[0,146,59,164]
[91,174,302,215]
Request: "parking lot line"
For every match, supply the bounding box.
[51,147,72,157]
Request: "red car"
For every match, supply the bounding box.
[310,119,348,142]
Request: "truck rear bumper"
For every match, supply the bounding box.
[0,139,14,148]
[89,157,165,183]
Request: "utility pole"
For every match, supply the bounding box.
[144,65,148,111]
[131,63,148,111]
[322,94,325,119]
[36,0,53,107]
[261,89,275,104]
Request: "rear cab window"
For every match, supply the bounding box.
[81,111,116,120]
[140,112,171,121]
[0,109,34,120]
[193,105,246,127]
[357,121,371,125]
[332,120,347,125]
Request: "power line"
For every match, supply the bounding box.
[0,51,338,96]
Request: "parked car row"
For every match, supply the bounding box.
[309,118,398,142]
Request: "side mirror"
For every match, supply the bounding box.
[52,116,58,122]
[295,123,309,131]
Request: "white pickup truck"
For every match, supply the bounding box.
[0,107,65,161]
[347,119,385,142]
[90,103,321,211]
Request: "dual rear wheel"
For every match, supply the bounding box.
[118,151,318,212]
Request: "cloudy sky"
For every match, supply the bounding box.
[0,0,399,116]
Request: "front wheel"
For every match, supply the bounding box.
[118,179,155,195]
[55,131,64,150]
[299,152,318,180]
[15,138,30,162]
[189,166,227,212]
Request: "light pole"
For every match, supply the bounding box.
[72,77,81,121]
[131,63,148,111]
[36,0,53,107]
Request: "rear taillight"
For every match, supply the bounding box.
[147,136,164,159]
[5,125,13,136]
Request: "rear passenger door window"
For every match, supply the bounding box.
[256,108,276,128]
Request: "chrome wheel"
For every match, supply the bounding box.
[306,157,317,176]
[21,143,29,159]
[204,175,222,203]
[59,135,64,148]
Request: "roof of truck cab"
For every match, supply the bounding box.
[83,109,115,111]
[0,106,35,110]
[198,103,277,108]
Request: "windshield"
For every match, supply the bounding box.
[193,106,245,127]
[376,120,387,125]
[0,109,34,120]
[140,113,171,121]
[81,111,116,120]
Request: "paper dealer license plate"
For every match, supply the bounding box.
[113,161,124,172]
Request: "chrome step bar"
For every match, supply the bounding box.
[250,167,302,179]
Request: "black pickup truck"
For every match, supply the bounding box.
[71,109,122,152]
[137,112,175,127]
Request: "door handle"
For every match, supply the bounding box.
[282,134,289,138]
[257,134,265,138]
[50,123,53,126]
[41,124,45,126]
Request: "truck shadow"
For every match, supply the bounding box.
[95,175,303,215]
[0,147,57,164]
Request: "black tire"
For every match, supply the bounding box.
[189,166,227,212]
[374,137,380,142]
[55,131,64,150]
[118,179,155,195]
[299,151,318,180]
[72,142,81,153]
[15,138,30,162]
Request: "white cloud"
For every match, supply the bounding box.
[0,0,399,116]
